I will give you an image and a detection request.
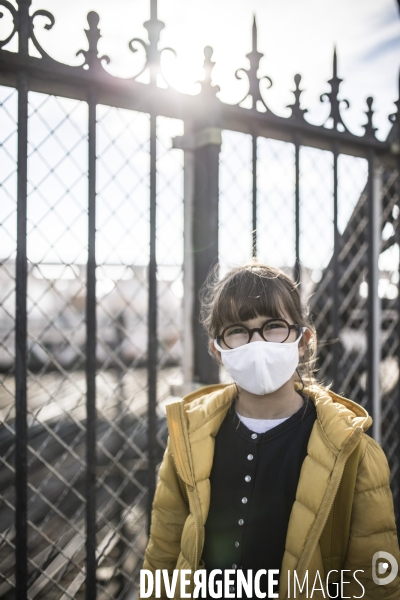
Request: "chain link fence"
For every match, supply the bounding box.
[379,164,400,507]
[2,91,399,596]
[0,89,183,598]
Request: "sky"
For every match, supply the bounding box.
[10,0,398,140]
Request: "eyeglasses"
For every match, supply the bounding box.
[216,318,301,349]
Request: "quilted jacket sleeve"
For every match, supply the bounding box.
[342,436,400,599]
[139,437,190,600]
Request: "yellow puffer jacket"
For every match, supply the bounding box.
[141,383,400,599]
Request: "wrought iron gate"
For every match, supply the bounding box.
[0,0,399,598]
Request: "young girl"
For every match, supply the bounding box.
[140,263,400,599]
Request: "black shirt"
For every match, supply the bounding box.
[201,394,317,598]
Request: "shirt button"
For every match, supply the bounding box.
[247,454,253,461]
[232,564,237,569]
[235,541,240,547]
[242,497,248,504]
[238,519,244,525]
[245,475,251,482]
[229,585,236,593]
[251,433,257,439]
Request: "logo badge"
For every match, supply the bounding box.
[372,551,398,586]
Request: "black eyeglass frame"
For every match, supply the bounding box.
[216,318,301,349]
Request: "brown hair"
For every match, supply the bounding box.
[199,261,318,385]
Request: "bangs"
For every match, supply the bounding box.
[211,269,297,335]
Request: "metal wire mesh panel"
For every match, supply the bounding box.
[301,147,335,384]
[300,147,334,275]
[25,92,88,599]
[379,164,400,510]
[335,155,369,404]
[155,117,184,377]
[0,87,185,597]
[257,138,295,270]
[219,130,253,274]
[93,111,183,599]
[155,117,184,450]
[308,152,369,400]
[0,85,18,598]
[94,105,151,600]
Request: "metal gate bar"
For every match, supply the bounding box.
[86,89,97,600]
[252,134,257,258]
[15,69,29,600]
[332,142,340,386]
[15,1,30,596]
[147,110,157,527]
[367,149,381,441]
[294,134,301,284]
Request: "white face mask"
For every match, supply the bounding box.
[214,330,305,396]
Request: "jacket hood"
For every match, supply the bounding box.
[173,382,372,454]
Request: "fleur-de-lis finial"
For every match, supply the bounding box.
[363,97,377,139]
[143,0,165,83]
[320,46,349,132]
[128,0,176,84]
[76,11,110,73]
[235,16,274,113]
[287,74,308,121]
[198,46,220,98]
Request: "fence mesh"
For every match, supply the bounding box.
[307,152,369,396]
[94,104,150,600]
[219,130,253,274]
[1,78,399,596]
[0,92,184,598]
[257,138,296,270]
[379,164,400,510]
[299,147,335,384]
[154,116,184,452]
[26,92,88,600]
